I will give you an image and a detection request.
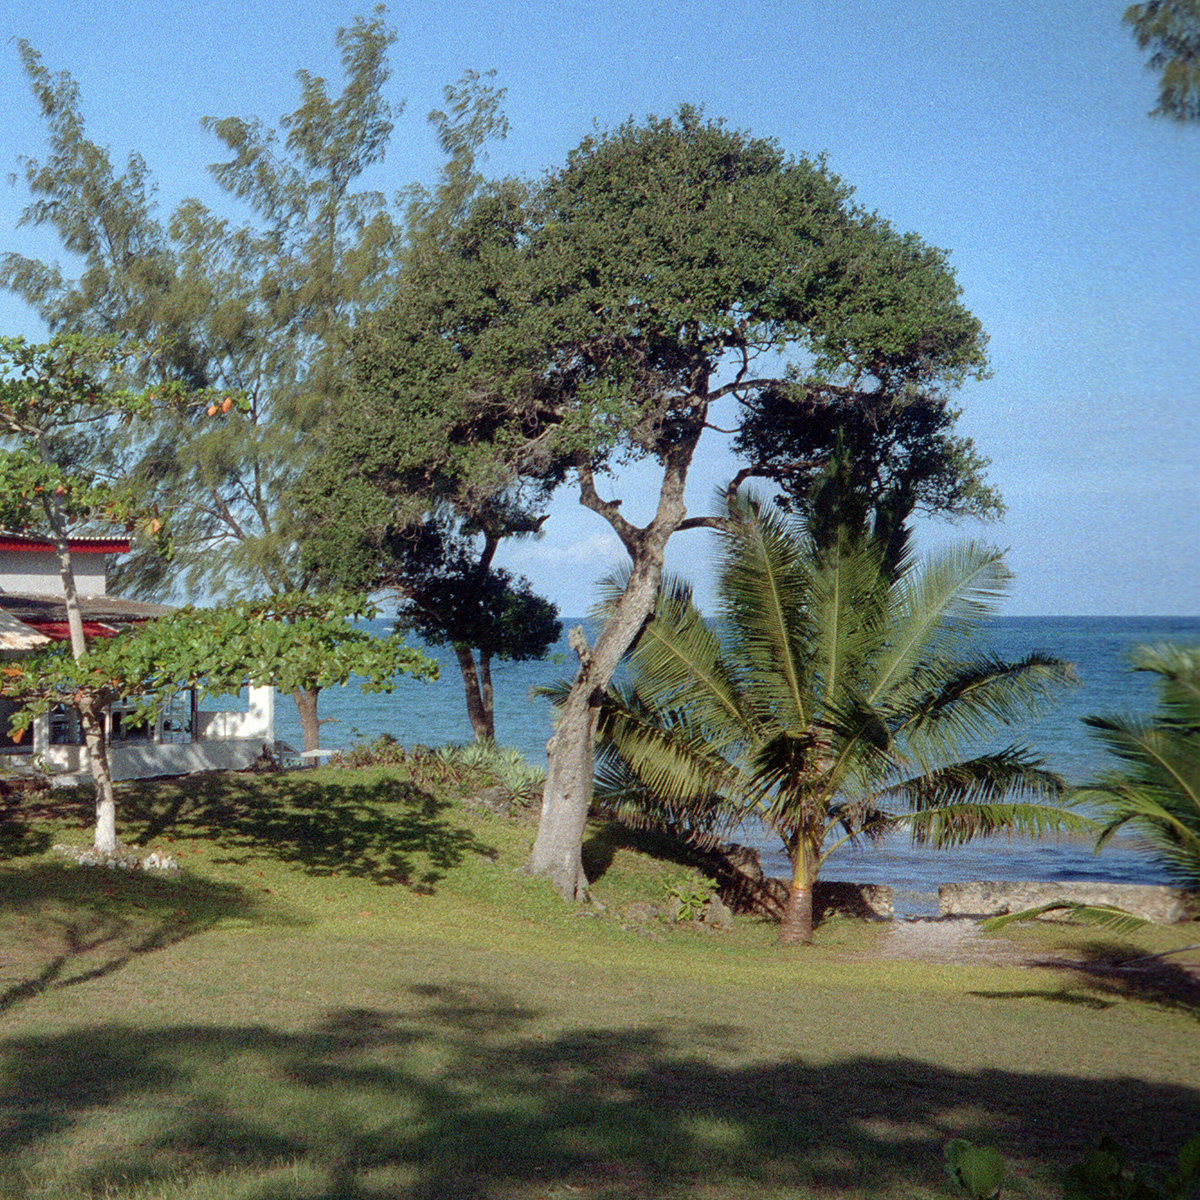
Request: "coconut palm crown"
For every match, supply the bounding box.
[1078,644,1200,888]
[595,495,1084,944]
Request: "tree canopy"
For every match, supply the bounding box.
[335,107,995,899]
[1125,0,1200,121]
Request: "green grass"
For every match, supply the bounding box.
[0,763,1197,1200]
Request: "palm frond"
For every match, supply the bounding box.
[623,573,756,743]
[1133,643,1200,726]
[897,651,1076,763]
[1079,688,1200,886]
[901,799,1090,849]
[804,534,888,709]
[980,903,1148,936]
[595,678,746,816]
[867,542,1009,706]
[718,495,811,728]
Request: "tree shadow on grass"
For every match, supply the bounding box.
[582,821,714,885]
[1,984,1197,1199]
[0,862,286,1015]
[972,938,1200,1022]
[118,772,495,893]
[1008,936,1195,1022]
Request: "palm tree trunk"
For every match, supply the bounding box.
[780,846,817,946]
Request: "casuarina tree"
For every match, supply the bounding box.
[346,107,994,899]
[1,14,507,753]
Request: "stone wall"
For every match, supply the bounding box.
[938,880,1200,925]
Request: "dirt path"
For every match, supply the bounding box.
[873,917,1037,966]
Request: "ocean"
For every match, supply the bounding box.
[270,615,1200,914]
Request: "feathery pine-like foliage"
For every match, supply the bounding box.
[1079,643,1200,887]
[3,17,514,752]
[595,497,1080,944]
[1125,0,1200,121]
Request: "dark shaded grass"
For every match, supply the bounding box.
[2,985,1198,1200]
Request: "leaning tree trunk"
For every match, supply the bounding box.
[524,417,701,901]
[525,548,670,900]
[453,645,495,743]
[293,686,322,754]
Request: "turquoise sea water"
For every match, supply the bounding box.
[271,615,1200,913]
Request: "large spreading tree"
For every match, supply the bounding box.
[337,108,994,899]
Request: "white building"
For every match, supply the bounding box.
[0,533,275,784]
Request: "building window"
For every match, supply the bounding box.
[158,688,197,744]
[50,704,83,746]
[47,692,198,746]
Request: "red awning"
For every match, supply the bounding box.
[29,621,121,641]
[0,535,130,555]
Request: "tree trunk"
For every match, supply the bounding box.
[453,644,495,743]
[479,649,494,740]
[779,881,814,946]
[779,846,816,946]
[45,491,121,854]
[523,411,703,901]
[525,550,667,900]
[79,696,118,855]
[293,686,322,754]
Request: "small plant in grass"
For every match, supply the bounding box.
[945,1134,1200,1200]
[333,732,407,768]
[662,869,716,921]
[448,742,547,806]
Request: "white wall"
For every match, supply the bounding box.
[14,684,277,785]
[0,549,108,596]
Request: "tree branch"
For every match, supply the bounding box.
[577,459,641,557]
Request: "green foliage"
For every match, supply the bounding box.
[334,104,997,894]
[594,495,1082,940]
[1125,1,1200,121]
[338,106,991,544]
[980,903,1151,936]
[662,869,717,921]
[0,334,212,551]
[945,1138,1006,1199]
[0,593,436,738]
[945,1134,1200,1200]
[1077,644,1200,888]
[3,17,509,607]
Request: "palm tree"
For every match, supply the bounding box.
[1078,644,1200,887]
[595,496,1084,945]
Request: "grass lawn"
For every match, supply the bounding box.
[0,761,1196,1200]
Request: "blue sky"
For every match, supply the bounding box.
[1,0,1196,615]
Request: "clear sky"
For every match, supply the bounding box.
[1,0,1196,616]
